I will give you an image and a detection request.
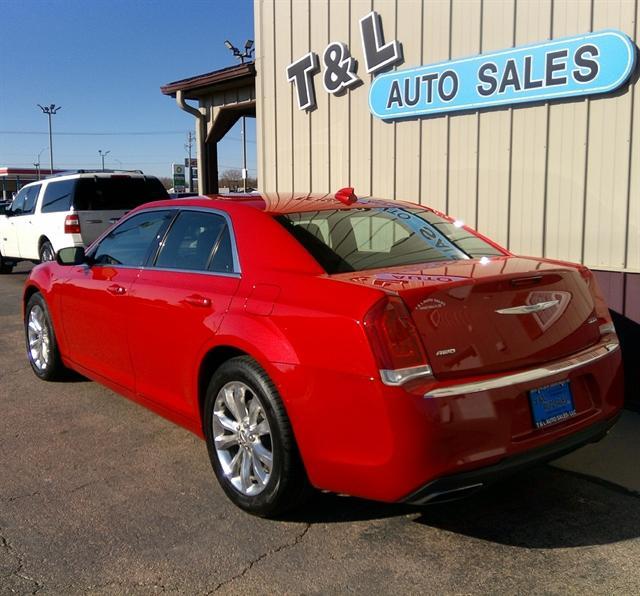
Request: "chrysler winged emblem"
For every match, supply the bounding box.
[495,300,560,315]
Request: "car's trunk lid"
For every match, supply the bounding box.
[336,256,600,379]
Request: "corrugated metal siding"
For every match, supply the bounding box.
[509,0,551,257]
[255,0,640,273]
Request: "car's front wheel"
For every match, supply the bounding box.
[204,356,311,517]
[25,293,66,381]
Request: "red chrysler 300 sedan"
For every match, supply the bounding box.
[22,191,623,516]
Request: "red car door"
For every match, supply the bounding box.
[58,209,174,390]
[127,209,240,417]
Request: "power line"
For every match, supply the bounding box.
[0,130,187,136]
[0,132,256,143]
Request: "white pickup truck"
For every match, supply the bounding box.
[0,170,168,273]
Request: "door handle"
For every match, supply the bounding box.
[106,284,126,296]
[184,294,212,308]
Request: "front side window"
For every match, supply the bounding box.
[276,205,504,273]
[154,210,234,273]
[91,210,173,267]
[41,179,75,213]
[8,188,28,215]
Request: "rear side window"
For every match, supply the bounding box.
[41,179,75,213]
[74,176,168,211]
[276,206,504,273]
[154,211,234,273]
[92,210,173,267]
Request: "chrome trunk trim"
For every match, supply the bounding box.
[424,341,619,399]
[495,300,559,315]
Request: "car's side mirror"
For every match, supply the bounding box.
[56,246,87,266]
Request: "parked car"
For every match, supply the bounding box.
[22,191,623,516]
[0,170,168,273]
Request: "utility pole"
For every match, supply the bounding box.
[98,149,110,171]
[37,104,61,174]
[185,131,195,192]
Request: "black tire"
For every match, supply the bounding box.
[39,240,55,263]
[0,249,13,274]
[24,293,66,381]
[204,356,312,517]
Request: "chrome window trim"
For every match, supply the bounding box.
[77,263,241,280]
[145,266,240,279]
[87,204,242,276]
[424,340,619,399]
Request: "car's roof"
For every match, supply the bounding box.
[141,192,422,215]
[19,170,157,187]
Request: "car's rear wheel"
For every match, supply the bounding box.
[39,240,55,263]
[25,293,66,381]
[204,356,312,517]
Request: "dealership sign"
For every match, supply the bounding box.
[287,12,636,120]
[370,31,636,119]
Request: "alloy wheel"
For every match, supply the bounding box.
[27,305,50,371]
[212,381,273,496]
[40,243,55,262]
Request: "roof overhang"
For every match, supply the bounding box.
[0,167,65,177]
[160,62,256,100]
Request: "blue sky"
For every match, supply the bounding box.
[0,0,256,179]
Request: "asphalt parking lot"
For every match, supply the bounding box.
[1,264,640,595]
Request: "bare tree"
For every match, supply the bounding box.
[219,168,257,192]
[158,177,173,190]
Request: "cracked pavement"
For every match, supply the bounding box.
[1,263,640,594]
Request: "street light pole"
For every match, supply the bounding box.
[34,148,47,180]
[224,40,254,193]
[98,149,111,171]
[241,117,247,193]
[37,104,61,174]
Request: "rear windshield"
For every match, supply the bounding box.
[74,176,168,211]
[276,205,504,273]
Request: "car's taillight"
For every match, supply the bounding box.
[64,214,81,234]
[363,296,433,386]
[582,268,618,337]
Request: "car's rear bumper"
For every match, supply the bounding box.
[285,336,624,504]
[402,413,619,505]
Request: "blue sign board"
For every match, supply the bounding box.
[369,30,636,120]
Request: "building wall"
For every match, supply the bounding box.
[254,0,640,279]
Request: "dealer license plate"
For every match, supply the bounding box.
[529,381,576,429]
